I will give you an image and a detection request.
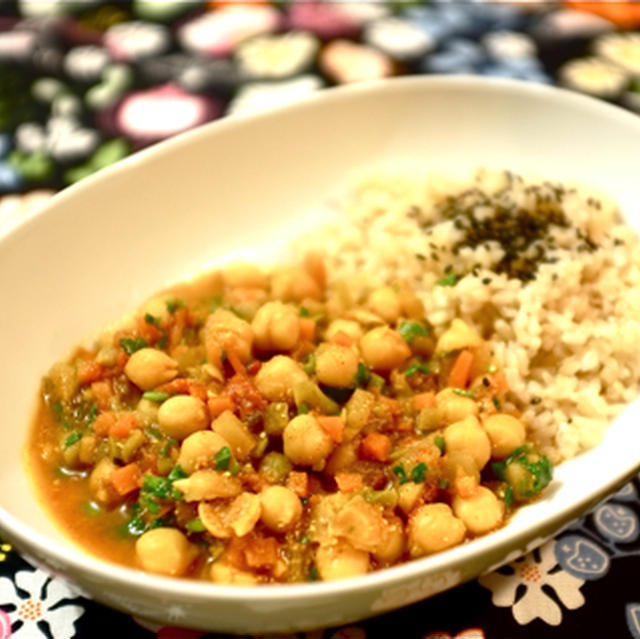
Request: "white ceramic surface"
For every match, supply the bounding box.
[1,76,640,634]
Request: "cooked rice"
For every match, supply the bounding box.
[299,169,640,464]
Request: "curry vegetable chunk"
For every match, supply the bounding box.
[29,256,552,583]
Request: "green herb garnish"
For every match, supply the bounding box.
[144,313,160,325]
[398,321,430,344]
[434,435,445,453]
[404,360,433,377]
[120,337,148,355]
[63,431,82,449]
[410,462,428,483]
[452,388,476,398]
[299,306,310,317]
[436,272,460,286]
[302,353,316,375]
[492,397,502,410]
[392,465,409,485]
[166,299,185,314]
[214,446,232,471]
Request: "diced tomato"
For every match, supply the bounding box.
[207,395,235,418]
[359,432,392,462]
[110,463,142,496]
[93,411,117,437]
[76,359,104,386]
[412,391,436,411]
[287,471,309,498]
[317,415,345,443]
[335,472,364,493]
[109,413,139,438]
[299,317,316,342]
[91,380,113,410]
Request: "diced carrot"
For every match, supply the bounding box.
[447,349,474,389]
[76,359,104,386]
[208,395,235,418]
[110,463,142,496]
[359,432,392,462]
[304,251,326,289]
[335,472,364,493]
[489,369,509,395]
[454,474,479,499]
[412,391,436,411]
[330,330,354,348]
[299,317,316,342]
[225,347,247,377]
[317,415,345,443]
[287,471,309,498]
[91,380,113,410]
[93,411,117,437]
[243,535,279,569]
[110,413,140,438]
[157,378,207,401]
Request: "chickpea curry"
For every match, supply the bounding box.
[28,256,553,583]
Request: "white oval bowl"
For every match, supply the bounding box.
[1,76,640,634]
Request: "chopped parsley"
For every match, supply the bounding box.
[302,353,316,375]
[119,337,148,355]
[309,566,320,581]
[492,397,502,410]
[392,465,409,485]
[452,388,476,398]
[299,306,310,318]
[63,431,82,449]
[434,435,445,453]
[438,478,450,490]
[410,462,428,483]
[436,272,460,286]
[297,402,310,415]
[404,360,434,377]
[214,446,232,471]
[492,445,553,499]
[144,313,160,325]
[166,299,185,314]
[398,321,430,344]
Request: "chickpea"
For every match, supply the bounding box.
[325,319,363,344]
[315,343,360,388]
[211,410,256,460]
[408,503,466,557]
[443,415,491,470]
[210,559,258,585]
[373,516,405,563]
[204,308,254,364]
[435,319,483,354]
[254,355,308,402]
[315,541,370,581]
[252,301,300,352]
[88,458,119,505]
[360,326,411,372]
[367,286,402,324]
[260,486,303,532]
[124,348,178,391]
[177,430,230,474]
[223,262,268,289]
[452,486,505,535]
[483,413,526,459]
[283,414,333,467]
[271,267,322,302]
[436,388,479,423]
[135,528,196,577]
[157,395,209,440]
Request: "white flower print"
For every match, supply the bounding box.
[478,540,585,626]
[0,568,84,639]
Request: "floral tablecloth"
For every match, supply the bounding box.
[2,1,640,638]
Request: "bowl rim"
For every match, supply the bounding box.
[3,73,640,604]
